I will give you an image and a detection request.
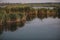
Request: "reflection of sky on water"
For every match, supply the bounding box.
[2,18,60,40]
[32,7,54,9]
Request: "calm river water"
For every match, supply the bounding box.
[0,7,60,40]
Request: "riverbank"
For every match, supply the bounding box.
[0,4,60,24]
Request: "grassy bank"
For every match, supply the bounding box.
[0,5,60,24]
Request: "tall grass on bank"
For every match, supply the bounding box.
[0,6,60,24]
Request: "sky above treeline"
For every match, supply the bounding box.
[0,0,60,3]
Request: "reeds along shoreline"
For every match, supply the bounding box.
[0,7,60,33]
[0,6,60,24]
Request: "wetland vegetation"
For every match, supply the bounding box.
[0,4,60,40]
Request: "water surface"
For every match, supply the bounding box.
[0,7,60,40]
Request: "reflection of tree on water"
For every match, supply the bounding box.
[26,15,34,21]
[57,7,60,18]
[0,7,60,33]
[7,23,17,32]
[0,20,25,32]
[26,14,36,21]
[4,21,25,32]
[0,25,3,40]
[37,8,47,20]
[26,10,36,21]
[2,22,17,32]
[17,21,25,27]
[0,25,3,35]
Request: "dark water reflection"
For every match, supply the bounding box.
[0,8,60,40]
